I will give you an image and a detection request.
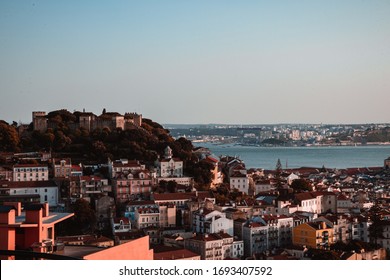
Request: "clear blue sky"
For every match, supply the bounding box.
[1,0,389,124]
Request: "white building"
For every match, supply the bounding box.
[260,215,294,249]
[230,171,249,194]
[349,215,372,243]
[159,146,183,178]
[287,173,300,185]
[1,180,58,206]
[295,192,319,213]
[134,207,160,229]
[12,164,49,182]
[254,180,273,194]
[184,233,240,260]
[337,194,353,213]
[112,217,132,234]
[108,159,145,178]
[295,191,336,214]
[243,220,269,257]
[157,177,192,186]
[232,239,244,259]
[192,208,234,236]
[377,221,390,253]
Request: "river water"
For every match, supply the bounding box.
[196,143,390,170]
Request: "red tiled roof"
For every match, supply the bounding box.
[205,156,218,163]
[71,165,82,171]
[306,221,333,230]
[154,249,199,260]
[13,164,48,168]
[337,194,349,201]
[80,175,102,181]
[230,172,247,178]
[113,217,130,224]
[53,158,71,165]
[295,192,315,201]
[190,233,231,242]
[246,222,266,228]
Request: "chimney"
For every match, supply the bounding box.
[25,204,43,224]
[43,203,49,217]
[0,205,17,258]
[4,202,21,217]
[0,205,16,224]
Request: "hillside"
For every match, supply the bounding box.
[0,109,213,187]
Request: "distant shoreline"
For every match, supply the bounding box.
[193,140,390,147]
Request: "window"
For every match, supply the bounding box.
[44,195,48,201]
[45,189,47,193]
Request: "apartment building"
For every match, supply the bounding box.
[12,164,48,182]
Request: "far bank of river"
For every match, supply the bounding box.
[196,142,390,170]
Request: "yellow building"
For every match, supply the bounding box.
[293,221,334,249]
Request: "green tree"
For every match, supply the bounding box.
[0,121,20,152]
[72,199,96,234]
[290,179,312,193]
[368,204,383,246]
[275,158,283,189]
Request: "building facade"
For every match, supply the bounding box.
[12,164,49,182]
[192,208,233,236]
[0,202,74,260]
[292,221,334,249]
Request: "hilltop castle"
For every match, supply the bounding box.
[32,110,142,132]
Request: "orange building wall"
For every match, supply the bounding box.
[0,208,16,259]
[293,223,334,249]
[0,228,16,259]
[0,210,15,224]
[84,236,153,260]
[293,224,317,248]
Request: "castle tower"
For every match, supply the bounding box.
[32,111,47,132]
[124,112,143,128]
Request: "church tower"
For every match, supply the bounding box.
[164,146,173,159]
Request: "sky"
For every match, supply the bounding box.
[1,0,390,125]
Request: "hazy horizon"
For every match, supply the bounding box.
[1,0,390,125]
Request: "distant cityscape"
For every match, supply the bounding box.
[0,110,390,261]
[167,123,390,147]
